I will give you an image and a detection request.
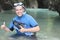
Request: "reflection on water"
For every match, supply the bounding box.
[0,9,60,40]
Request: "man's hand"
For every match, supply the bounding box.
[1,22,6,29]
[1,22,10,32]
[19,25,26,33]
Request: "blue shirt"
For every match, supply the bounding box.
[9,13,38,36]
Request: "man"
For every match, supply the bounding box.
[1,2,40,37]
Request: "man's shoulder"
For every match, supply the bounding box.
[25,14,32,18]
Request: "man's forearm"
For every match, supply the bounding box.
[24,26,40,32]
[3,27,11,32]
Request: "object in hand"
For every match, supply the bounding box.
[13,20,24,29]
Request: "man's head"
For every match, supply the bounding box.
[14,2,25,17]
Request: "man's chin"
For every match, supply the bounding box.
[18,15,22,17]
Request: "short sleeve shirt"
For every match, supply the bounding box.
[9,13,38,36]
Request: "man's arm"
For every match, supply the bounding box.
[24,26,40,32]
[1,22,11,32]
[19,25,40,33]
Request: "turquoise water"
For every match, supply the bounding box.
[0,9,60,40]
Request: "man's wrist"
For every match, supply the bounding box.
[24,29,27,32]
[3,26,6,29]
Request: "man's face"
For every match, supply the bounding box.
[15,6,24,16]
